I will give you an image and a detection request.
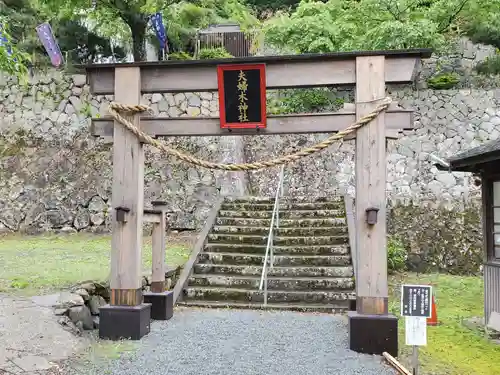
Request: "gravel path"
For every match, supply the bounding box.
[71,308,395,375]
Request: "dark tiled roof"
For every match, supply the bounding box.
[435,138,500,172]
[448,138,500,163]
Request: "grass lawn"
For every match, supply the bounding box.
[0,232,194,295]
[2,233,498,374]
[389,273,500,375]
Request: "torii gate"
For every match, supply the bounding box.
[82,48,431,356]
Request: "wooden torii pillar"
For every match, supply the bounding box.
[82,49,431,352]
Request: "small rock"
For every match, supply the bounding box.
[72,86,83,96]
[187,106,201,116]
[54,308,69,316]
[59,226,76,234]
[200,92,212,100]
[55,292,84,308]
[166,278,172,290]
[168,106,182,117]
[165,265,180,278]
[78,282,96,294]
[186,93,201,107]
[58,316,82,336]
[151,93,162,103]
[158,98,169,112]
[174,93,186,106]
[68,96,83,112]
[88,196,107,226]
[93,316,100,329]
[73,209,90,230]
[75,320,85,332]
[94,282,110,300]
[88,295,106,315]
[68,305,94,330]
[57,112,69,124]
[74,288,90,301]
[72,74,87,87]
[201,106,211,116]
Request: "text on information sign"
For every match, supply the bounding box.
[217,63,267,129]
[401,284,432,318]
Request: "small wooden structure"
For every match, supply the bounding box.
[82,49,431,356]
[197,23,256,57]
[436,138,500,324]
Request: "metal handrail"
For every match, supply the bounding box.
[259,165,285,307]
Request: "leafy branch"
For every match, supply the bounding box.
[0,19,30,80]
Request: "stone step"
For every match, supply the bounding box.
[215,217,346,228]
[183,287,355,304]
[217,209,345,219]
[188,274,354,290]
[177,300,350,313]
[207,234,348,246]
[224,196,344,204]
[193,264,354,278]
[198,252,351,267]
[211,226,348,236]
[220,202,344,211]
[205,243,350,255]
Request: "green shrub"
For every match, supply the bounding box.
[475,55,500,75]
[267,88,343,114]
[198,47,233,60]
[387,237,407,274]
[169,51,193,61]
[283,88,336,112]
[427,72,460,89]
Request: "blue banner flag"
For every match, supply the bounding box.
[35,22,64,67]
[150,12,167,49]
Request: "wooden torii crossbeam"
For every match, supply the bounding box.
[82,49,431,355]
[92,102,412,139]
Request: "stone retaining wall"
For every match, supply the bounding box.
[0,39,498,273]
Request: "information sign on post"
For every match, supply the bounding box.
[401,284,433,375]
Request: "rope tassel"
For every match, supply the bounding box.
[107,97,392,171]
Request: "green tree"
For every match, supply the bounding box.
[2,0,125,66]
[38,0,258,61]
[37,0,157,61]
[262,0,472,53]
[462,0,500,74]
[0,18,30,79]
[245,0,304,19]
[463,0,500,49]
[164,0,258,53]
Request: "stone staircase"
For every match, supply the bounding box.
[178,196,356,312]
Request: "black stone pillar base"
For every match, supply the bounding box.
[348,311,398,357]
[99,303,151,340]
[143,291,174,320]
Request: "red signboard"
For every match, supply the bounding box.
[217,63,267,129]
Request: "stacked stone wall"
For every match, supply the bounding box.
[1,38,498,274]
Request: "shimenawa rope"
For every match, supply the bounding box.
[107,97,392,171]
